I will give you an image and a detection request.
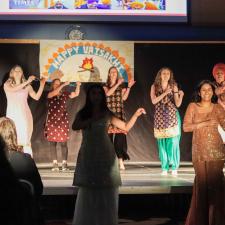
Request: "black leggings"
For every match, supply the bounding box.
[109,133,129,160]
[50,142,68,161]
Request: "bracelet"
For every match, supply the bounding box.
[173,91,179,94]
[127,87,131,89]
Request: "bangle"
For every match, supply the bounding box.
[127,87,131,89]
[173,91,179,94]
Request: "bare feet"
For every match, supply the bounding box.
[119,158,125,170]
[161,170,168,176]
[171,170,178,176]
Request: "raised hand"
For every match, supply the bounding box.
[165,87,172,95]
[197,119,218,129]
[27,75,36,83]
[64,81,70,86]
[40,77,47,86]
[208,119,218,127]
[128,79,136,88]
[178,90,184,97]
[173,85,178,92]
[134,108,146,117]
[117,78,124,85]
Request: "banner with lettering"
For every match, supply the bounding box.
[40,40,134,82]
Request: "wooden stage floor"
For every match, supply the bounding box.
[38,162,198,196]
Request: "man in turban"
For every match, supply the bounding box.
[212,63,225,143]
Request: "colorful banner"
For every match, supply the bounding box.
[9,0,46,9]
[9,0,165,10]
[40,40,134,82]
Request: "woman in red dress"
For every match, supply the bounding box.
[44,79,81,171]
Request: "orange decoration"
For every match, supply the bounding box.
[92,43,97,47]
[112,50,119,57]
[81,58,94,70]
[58,47,64,53]
[64,44,70,49]
[124,64,130,70]
[53,52,58,58]
[127,72,132,81]
[45,65,50,70]
[118,57,125,64]
[105,47,112,52]
[43,72,48,77]
[48,58,54,64]
[71,42,77,47]
[98,44,105,49]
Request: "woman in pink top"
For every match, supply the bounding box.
[4,65,46,156]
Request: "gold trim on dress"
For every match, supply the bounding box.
[154,125,179,139]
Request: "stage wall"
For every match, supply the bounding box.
[1,42,225,163]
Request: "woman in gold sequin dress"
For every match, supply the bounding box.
[183,80,225,225]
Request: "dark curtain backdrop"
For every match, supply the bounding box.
[1,43,225,163]
[191,0,225,25]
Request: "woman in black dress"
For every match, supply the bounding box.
[104,66,135,170]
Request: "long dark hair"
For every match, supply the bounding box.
[153,67,177,96]
[106,66,119,86]
[78,84,110,120]
[8,65,26,85]
[50,78,61,91]
[192,80,217,103]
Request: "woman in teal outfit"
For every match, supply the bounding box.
[150,67,184,176]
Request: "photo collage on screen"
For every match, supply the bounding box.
[9,0,166,11]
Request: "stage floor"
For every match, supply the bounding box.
[38,162,198,195]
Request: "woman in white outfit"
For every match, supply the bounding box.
[4,65,46,156]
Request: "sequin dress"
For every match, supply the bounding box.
[183,103,225,225]
[184,103,225,162]
[44,92,70,142]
